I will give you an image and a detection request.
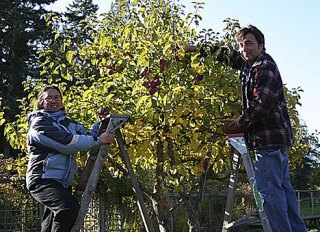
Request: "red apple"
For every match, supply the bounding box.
[103,51,110,58]
[148,87,156,95]
[97,107,108,119]
[97,107,106,115]
[154,79,161,86]
[196,73,204,81]
[149,80,157,88]
[160,58,167,71]
[141,67,149,77]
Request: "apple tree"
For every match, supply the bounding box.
[31,1,241,229]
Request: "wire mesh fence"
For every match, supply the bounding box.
[1,180,319,232]
[297,190,320,217]
[0,181,142,232]
[0,192,41,231]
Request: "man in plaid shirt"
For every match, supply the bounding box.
[186,25,306,231]
[225,25,306,232]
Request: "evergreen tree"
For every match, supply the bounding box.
[64,0,99,44]
[0,0,56,156]
[36,0,100,87]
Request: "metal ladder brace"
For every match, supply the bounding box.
[71,114,155,232]
[222,134,272,232]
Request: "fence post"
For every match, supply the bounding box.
[297,190,301,213]
[311,191,315,215]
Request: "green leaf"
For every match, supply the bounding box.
[140,5,146,13]
[40,69,47,76]
[54,33,60,40]
[136,96,150,112]
[0,119,5,126]
[66,50,75,64]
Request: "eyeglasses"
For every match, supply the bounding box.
[43,96,61,102]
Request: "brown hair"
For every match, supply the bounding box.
[36,85,62,110]
[236,25,266,51]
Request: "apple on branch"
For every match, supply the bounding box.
[192,73,204,85]
[141,66,150,77]
[148,87,156,95]
[97,107,108,119]
[160,58,167,72]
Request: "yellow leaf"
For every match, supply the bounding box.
[172,125,181,135]
[173,86,183,94]
[66,50,75,64]
[0,118,5,126]
[7,164,12,171]
[54,33,60,40]
[174,185,183,192]
[190,134,199,149]
[194,108,203,117]
[163,141,168,148]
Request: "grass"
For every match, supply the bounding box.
[299,200,320,217]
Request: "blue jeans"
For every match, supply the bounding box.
[29,179,80,232]
[254,148,306,232]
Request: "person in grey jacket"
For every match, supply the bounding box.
[26,85,115,232]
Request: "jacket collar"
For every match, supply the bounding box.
[28,109,67,123]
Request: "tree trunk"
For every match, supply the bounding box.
[184,155,211,232]
[150,140,172,232]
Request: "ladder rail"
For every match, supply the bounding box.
[71,114,128,232]
[75,120,108,198]
[222,151,241,232]
[116,129,155,232]
[71,143,111,232]
[71,114,154,232]
[222,135,273,232]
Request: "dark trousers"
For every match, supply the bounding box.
[29,179,80,232]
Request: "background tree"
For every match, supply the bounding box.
[291,124,320,189]
[35,0,100,89]
[64,0,99,45]
[0,0,57,157]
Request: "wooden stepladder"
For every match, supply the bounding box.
[222,133,272,232]
[71,114,155,232]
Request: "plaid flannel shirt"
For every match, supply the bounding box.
[231,51,294,149]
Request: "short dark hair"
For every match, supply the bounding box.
[236,25,265,51]
[36,85,62,110]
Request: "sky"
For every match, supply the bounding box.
[46,0,320,134]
